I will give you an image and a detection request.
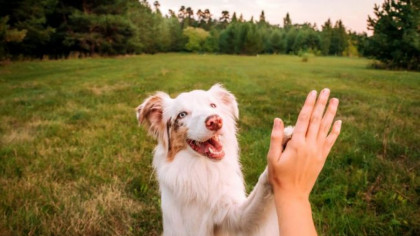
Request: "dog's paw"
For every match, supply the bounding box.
[259,168,269,183]
[282,126,294,147]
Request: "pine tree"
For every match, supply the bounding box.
[330,20,348,55]
[239,14,244,22]
[219,21,236,54]
[153,1,161,15]
[270,29,286,54]
[0,16,27,59]
[231,12,238,23]
[321,19,333,55]
[167,13,184,51]
[62,0,139,55]
[1,0,56,57]
[220,10,230,28]
[368,0,420,70]
[283,13,292,31]
[259,11,266,24]
[243,23,263,55]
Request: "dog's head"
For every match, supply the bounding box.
[136,84,238,161]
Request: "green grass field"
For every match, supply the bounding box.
[0,54,419,235]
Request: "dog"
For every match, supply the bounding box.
[136,84,293,235]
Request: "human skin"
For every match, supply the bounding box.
[267,88,341,236]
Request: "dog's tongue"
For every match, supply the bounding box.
[197,137,225,160]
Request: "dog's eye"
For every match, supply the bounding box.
[210,103,217,108]
[177,111,187,119]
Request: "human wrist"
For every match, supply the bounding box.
[273,189,311,207]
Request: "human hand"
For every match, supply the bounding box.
[267,89,341,201]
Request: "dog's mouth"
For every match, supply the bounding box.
[187,135,225,160]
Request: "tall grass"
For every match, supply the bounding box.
[0,54,419,235]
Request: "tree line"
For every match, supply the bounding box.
[0,0,419,70]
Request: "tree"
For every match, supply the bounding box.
[182,7,194,27]
[283,13,292,31]
[321,19,333,55]
[178,6,186,22]
[203,28,219,52]
[219,22,236,53]
[239,14,244,22]
[201,9,212,30]
[285,27,298,53]
[168,9,176,18]
[225,22,263,55]
[259,11,266,25]
[0,16,27,59]
[231,12,238,23]
[167,13,184,51]
[330,20,348,55]
[270,29,286,54]
[196,9,204,22]
[153,1,161,14]
[292,25,321,53]
[203,9,212,23]
[220,10,230,28]
[1,0,56,57]
[182,26,209,52]
[368,0,420,70]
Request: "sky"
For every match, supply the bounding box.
[159,0,384,34]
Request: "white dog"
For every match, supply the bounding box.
[136,84,293,236]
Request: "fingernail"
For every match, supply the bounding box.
[331,98,339,104]
[274,118,282,128]
[310,90,317,96]
[336,120,342,128]
[323,88,330,94]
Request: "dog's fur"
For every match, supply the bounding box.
[137,84,292,235]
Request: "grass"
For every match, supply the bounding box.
[0,54,419,235]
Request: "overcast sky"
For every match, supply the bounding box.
[159,0,384,33]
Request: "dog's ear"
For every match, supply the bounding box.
[209,84,239,119]
[136,92,170,138]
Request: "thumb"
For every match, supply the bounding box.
[267,118,284,164]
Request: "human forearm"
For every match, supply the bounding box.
[267,89,341,236]
[274,191,317,236]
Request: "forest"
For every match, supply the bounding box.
[0,0,419,70]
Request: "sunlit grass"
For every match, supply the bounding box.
[0,54,419,235]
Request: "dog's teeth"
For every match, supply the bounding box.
[209,147,214,153]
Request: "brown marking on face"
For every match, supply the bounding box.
[166,118,172,151]
[166,117,188,161]
[173,118,183,131]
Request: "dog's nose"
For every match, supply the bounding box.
[205,115,223,131]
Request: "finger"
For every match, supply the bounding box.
[267,118,284,163]
[307,88,330,140]
[318,98,339,140]
[322,120,342,159]
[293,90,317,137]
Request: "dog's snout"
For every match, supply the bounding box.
[205,115,223,131]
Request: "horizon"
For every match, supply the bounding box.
[159,0,384,34]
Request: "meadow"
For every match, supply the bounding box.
[0,54,419,235]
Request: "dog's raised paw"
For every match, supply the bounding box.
[282,126,294,147]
